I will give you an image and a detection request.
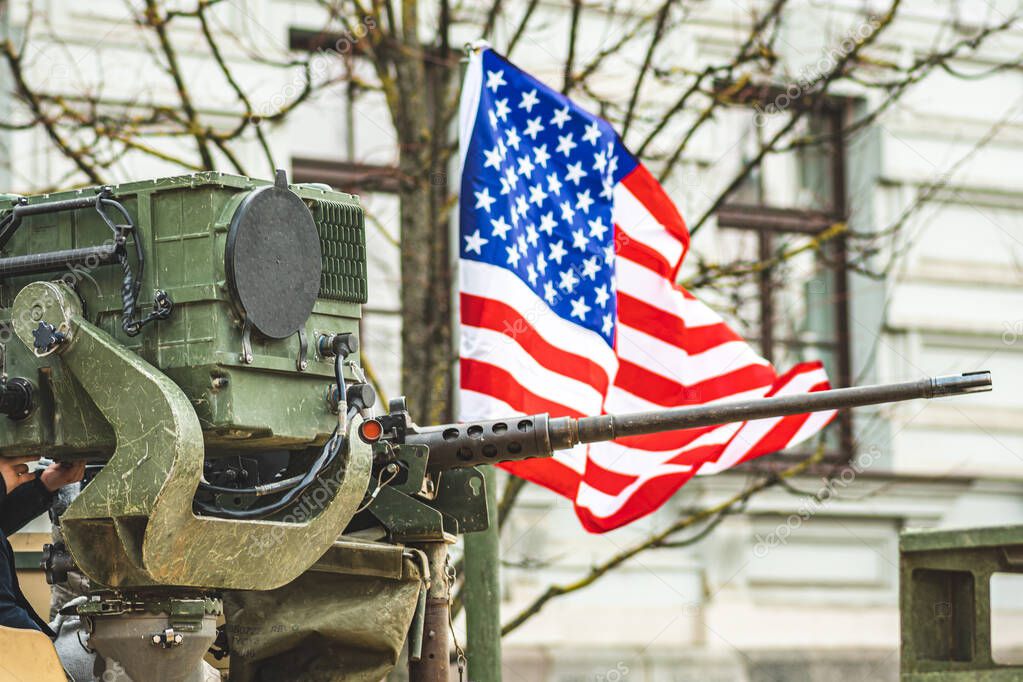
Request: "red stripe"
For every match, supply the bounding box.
[501,458,580,499]
[461,358,584,418]
[460,293,611,394]
[614,360,776,409]
[620,164,689,276]
[575,469,696,532]
[617,291,743,355]
[615,225,672,279]
[581,458,639,497]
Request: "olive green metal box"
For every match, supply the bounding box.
[0,172,367,458]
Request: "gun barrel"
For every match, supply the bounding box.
[415,371,991,471]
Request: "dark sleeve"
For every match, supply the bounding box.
[1,477,54,536]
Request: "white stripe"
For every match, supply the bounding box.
[789,408,837,447]
[587,440,695,476]
[460,325,604,414]
[616,323,770,386]
[697,367,829,475]
[616,257,726,328]
[612,184,685,267]
[460,259,619,382]
[458,48,485,177]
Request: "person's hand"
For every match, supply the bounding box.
[40,460,86,493]
[0,456,41,494]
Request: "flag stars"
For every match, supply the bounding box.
[486,69,506,92]
[550,105,571,129]
[490,215,511,240]
[533,144,551,168]
[526,223,539,247]
[474,187,496,213]
[593,150,608,173]
[528,183,548,206]
[603,243,615,264]
[523,116,545,140]
[494,98,510,122]
[588,216,608,240]
[543,280,557,304]
[575,189,594,214]
[602,313,613,336]
[581,255,601,280]
[582,121,602,146]
[527,263,538,285]
[517,155,535,179]
[565,161,587,186]
[600,177,614,200]
[549,240,568,265]
[547,172,563,196]
[538,211,557,235]
[560,200,576,222]
[536,251,547,275]
[519,88,539,113]
[464,229,488,255]
[505,245,521,268]
[504,166,518,190]
[515,194,529,217]
[570,296,591,320]
[559,268,579,293]
[484,146,502,171]
[594,284,610,307]
[505,127,521,151]
[571,228,590,251]
[516,234,528,256]
[556,133,577,157]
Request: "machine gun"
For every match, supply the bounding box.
[0,172,993,682]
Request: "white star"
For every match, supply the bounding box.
[594,284,610,307]
[575,190,594,214]
[515,194,529,217]
[600,177,614,200]
[556,133,577,157]
[486,69,506,92]
[602,313,613,335]
[582,121,602,146]
[464,229,488,255]
[528,183,548,206]
[559,269,579,293]
[505,127,521,151]
[547,172,563,196]
[517,155,535,179]
[484,146,502,171]
[523,116,545,140]
[527,264,538,285]
[526,223,539,247]
[517,234,528,256]
[495,98,510,122]
[519,89,539,113]
[570,296,591,320]
[571,228,589,251]
[538,212,557,235]
[603,243,615,264]
[498,138,508,159]
[543,280,557,304]
[593,150,607,173]
[587,217,608,240]
[581,255,601,280]
[474,187,496,213]
[491,215,511,240]
[536,251,547,275]
[565,161,587,185]
[488,110,498,129]
[533,144,551,168]
[607,150,619,176]
[549,240,568,265]
[509,208,519,226]
[560,200,576,222]
[506,245,521,268]
[499,177,512,195]
[504,166,518,189]
[550,105,571,129]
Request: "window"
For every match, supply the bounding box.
[709,89,854,461]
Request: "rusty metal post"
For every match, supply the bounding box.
[409,541,452,682]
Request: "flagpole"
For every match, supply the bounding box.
[458,40,504,682]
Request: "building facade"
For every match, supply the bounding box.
[2,1,1023,680]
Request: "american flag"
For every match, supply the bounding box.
[457,46,835,532]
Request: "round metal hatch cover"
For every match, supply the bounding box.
[226,185,322,339]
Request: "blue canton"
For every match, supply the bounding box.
[460,50,637,346]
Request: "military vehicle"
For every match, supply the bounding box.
[0,171,993,681]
